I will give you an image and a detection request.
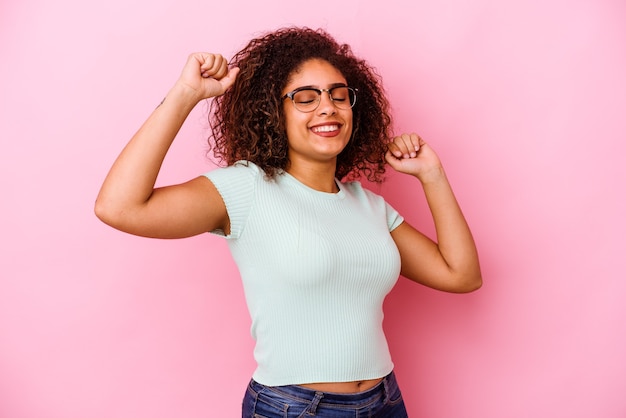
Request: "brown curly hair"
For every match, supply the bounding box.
[208,27,392,182]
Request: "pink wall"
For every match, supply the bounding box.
[1,0,625,417]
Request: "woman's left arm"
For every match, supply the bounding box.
[386,133,482,293]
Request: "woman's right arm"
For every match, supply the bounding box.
[94,53,239,238]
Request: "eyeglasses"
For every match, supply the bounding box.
[282,86,358,113]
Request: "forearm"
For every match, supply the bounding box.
[95,84,200,218]
[419,167,481,281]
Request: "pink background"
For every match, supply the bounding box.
[2,0,625,417]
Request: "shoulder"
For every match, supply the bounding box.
[202,160,265,204]
[340,180,385,202]
[340,180,404,230]
[204,160,265,184]
[202,161,265,238]
[205,160,263,175]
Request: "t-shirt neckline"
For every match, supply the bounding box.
[281,171,346,199]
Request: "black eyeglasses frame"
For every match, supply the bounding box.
[281,86,358,113]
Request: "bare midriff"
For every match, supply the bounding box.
[298,377,383,394]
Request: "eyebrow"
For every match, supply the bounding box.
[294,82,348,90]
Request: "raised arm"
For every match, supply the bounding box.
[94,53,239,238]
[386,133,482,293]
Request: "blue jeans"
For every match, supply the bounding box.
[242,371,408,417]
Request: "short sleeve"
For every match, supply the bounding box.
[203,161,260,239]
[385,201,404,232]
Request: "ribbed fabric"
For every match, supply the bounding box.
[204,161,404,386]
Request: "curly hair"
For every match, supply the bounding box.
[208,27,392,182]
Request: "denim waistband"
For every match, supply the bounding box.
[248,371,398,406]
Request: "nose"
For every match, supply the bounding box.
[317,90,336,115]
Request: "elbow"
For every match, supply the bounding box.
[94,198,113,226]
[437,266,482,293]
[451,272,483,293]
[460,275,483,293]
[94,198,105,222]
[94,196,124,229]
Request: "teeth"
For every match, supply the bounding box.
[312,125,339,133]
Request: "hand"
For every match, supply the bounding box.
[175,53,240,101]
[385,133,444,182]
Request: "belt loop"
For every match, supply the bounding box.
[304,391,324,416]
[382,374,391,404]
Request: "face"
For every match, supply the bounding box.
[282,59,353,169]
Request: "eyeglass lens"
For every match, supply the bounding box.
[292,87,356,112]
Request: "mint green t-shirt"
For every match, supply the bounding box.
[205,161,404,386]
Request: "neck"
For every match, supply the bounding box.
[286,159,339,193]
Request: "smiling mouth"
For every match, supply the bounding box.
[311,124,340,133]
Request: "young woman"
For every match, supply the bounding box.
[95,27,481,417]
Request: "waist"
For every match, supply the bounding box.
[248,371,400,404]
[298,377,383,393]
